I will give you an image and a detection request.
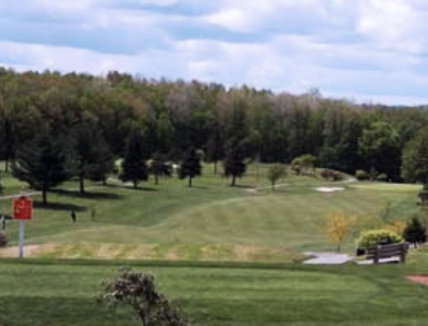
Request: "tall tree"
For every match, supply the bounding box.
[402,126,428,183]
[359,121,401,181]
[71,119,114,193]
[120,127,149,189]
[223,139,247,187]
[179,148,202,187]
[12,131,70,205]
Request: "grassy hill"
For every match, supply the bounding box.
[0,164,422,261]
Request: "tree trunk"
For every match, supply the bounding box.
[155,173,159,186]
[5,157,9,173]
[231,175,236,187]
[42,188,47,205]
[133,180,138,189]
[337,243,341,253]
[188,176,192,187]
[213,161,217,176]
[272,181,275,191]
[102,178,107,186]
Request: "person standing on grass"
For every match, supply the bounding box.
[91,206,97,221]
[71,210,77,223]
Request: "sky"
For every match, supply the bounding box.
[2,0,428,105]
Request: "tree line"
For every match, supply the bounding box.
[0,67,428,203]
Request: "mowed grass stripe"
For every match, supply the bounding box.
[1,261,428,326]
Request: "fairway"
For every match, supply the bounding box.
[1,260,428,326]
[0,167,422,260]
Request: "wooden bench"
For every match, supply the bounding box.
[365,243,409,264]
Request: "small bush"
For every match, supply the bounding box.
[321,169,344,181]
[357,229,403,249]
[376,173,388,182]
[403,217,427,245]
[0,232,7,247]
[356,170,369,181]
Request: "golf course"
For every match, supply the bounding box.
[0,164,427,325]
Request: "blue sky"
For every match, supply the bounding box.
[2,0,428,105]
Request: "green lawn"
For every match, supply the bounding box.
[0,165,422,259]
[1,259,428,326]
[0,166,427,325]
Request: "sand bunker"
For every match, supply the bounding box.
[316,187,345,193]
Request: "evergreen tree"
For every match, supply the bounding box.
[179,148,202,187]
[402,126,428,184]
[120,127,148,189]
[71,120,114,192]
[223,139,247,187]
[149,152,172,185]
[12,131,70,205]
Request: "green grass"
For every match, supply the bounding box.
[1,165,428,325]
[1,259,428,326]
[0,165,422,259]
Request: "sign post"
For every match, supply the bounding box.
[12,196,33,258]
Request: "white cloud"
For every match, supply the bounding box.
[1,0,428,105]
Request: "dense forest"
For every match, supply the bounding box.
[0,67,428,201]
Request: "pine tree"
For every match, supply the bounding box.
[71,120,114,192]
[12,131,70,205]
[120,127,148,189]
[223,139,246,187]
[179,148,202,187]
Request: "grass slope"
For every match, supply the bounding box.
[0,165,422,259]
[1,260,428,326]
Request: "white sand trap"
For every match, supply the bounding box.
[316,187,345,193]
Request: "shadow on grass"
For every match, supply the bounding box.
[104,184,159,192]
[34,201,87,212]
[51,189,124,200]
[230,184,254,189]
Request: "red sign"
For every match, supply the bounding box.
[13,196,33,220]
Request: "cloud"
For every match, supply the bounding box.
[1,0,428,105]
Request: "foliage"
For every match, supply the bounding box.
[267,164,286,190]
[291,154,316,176]
[358,122,401,181]
[419,184,428,206]
[323,212,355,252]
[402,126,428,183]
[101,268,188,326]
[149,153,172,186]
[355,170,369,181]
[179,148,202,187]
[223,140,247,187]
[403,217,427,245]
[0,232,7,247]
[70,120,114,192]
[120,127,149,189]
[12,130,70,205]
[357,229,403,249]
[320,169,343,181]
[385,221,407,236]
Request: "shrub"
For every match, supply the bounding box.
[418,184,428,206]
[376,173,388,182]
[0,232,7,247]
[101,268,189,326]
[356,170,369,181]
[403,217,427,245]
[321,169,343,181]
[357,229,403,249]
